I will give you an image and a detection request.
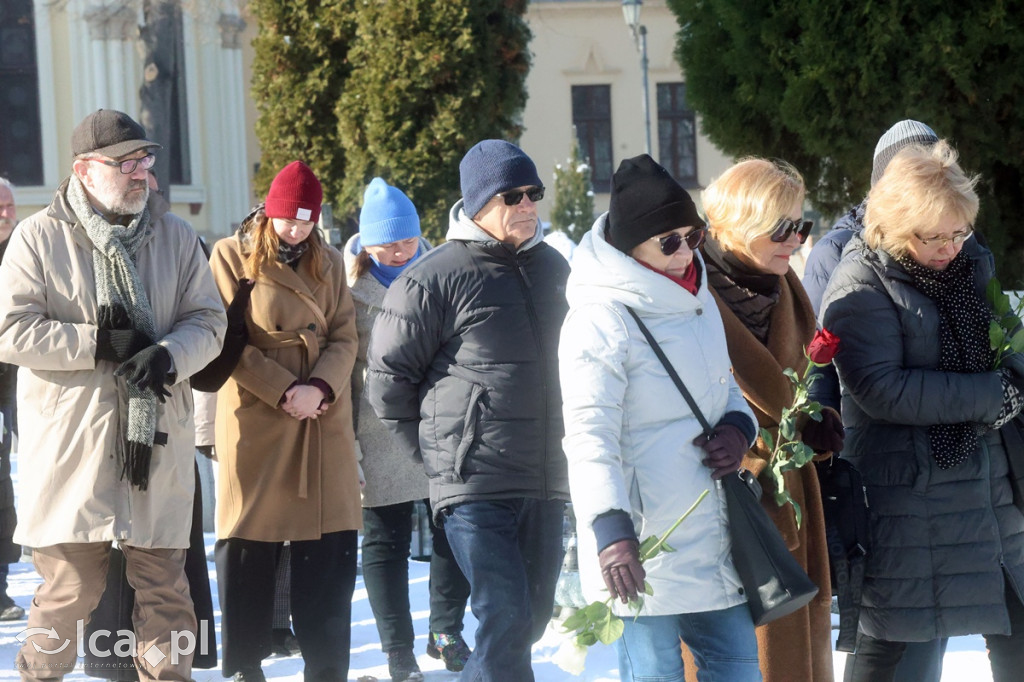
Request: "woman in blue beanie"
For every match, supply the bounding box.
[344,177,471,681]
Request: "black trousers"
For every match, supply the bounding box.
[361,501,469,652]
[215,530,358,681]
[845,577,1024,682]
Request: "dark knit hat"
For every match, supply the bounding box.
[607,154,705,253]
[72,109,161,159]
[871,120,939,186]
[265,161,323,223]
[459,139,543,219]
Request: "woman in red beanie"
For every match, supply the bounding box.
[208,161,361,682]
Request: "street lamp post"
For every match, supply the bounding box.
[622,0,652,156]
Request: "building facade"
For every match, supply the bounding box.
[522,0,733,223]
[0,0,255,239]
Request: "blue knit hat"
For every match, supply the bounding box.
[358,177,421,246]
[459,140,543,219]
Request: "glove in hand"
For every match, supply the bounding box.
[96,329,153,364]
[801,408,845,453]
[993,369,1024,429]
[693,423,748,480]
[225,278,255,335]
[115,345,172,403]
[598,538,646,604]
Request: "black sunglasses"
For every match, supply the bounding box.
[498,186,545,206]
[657,226,707,256]
[770,217,814,244]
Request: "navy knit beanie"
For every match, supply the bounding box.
[459,140,543,219]
[872,120,939,186]
[359,177,421,246]
[607,154,705,254]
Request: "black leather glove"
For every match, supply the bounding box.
[96,329,154,364]
[115,345,172,402]
[801,408,845,453]
[225,278,255,335]
[693,423,749,480]
[598,538,646,604]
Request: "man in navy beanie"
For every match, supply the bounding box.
[367,139,570,681]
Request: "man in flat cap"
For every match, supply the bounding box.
[0,109,226,681]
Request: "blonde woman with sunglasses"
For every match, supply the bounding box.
[559,154,762,681]
[686,158,840,682]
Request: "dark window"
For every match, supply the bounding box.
[167,4,191,186]
[657,83,697,187]
[140,2,191,187]
[572,85,613,193]
[0,0,43,185]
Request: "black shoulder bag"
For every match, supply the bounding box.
[625,306,819,626]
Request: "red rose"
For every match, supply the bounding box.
[807,328,840,364]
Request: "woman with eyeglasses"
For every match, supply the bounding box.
[682,158,839,682]
[821,141,1024,682]
[559,154,762,681]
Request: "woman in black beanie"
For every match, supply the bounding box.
[560,154,762,681]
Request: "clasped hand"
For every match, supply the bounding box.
[281,384,327,420]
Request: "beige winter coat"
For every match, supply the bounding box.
[0,180,227,549]
[210,232,361,542]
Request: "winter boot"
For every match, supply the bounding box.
[426,632,472,672]
[386,648,423,682]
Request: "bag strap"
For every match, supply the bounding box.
[625,306,713,436]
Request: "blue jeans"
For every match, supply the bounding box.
[442,497,566,682]
[617,604,761,682]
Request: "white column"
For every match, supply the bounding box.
[218,11,250,234]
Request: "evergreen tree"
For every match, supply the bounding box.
[549,133,595,243]
[249,0,356,209]
[667,0,1024,282]
[336,0,532,241]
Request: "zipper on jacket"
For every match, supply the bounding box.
[509,247,550,500]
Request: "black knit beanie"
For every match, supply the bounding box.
[607,154,705,253]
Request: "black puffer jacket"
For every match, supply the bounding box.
[367,201,570,516]
[820,234,1024,641]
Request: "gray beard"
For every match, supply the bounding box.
[104,186,149,217]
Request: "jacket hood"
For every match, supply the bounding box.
[342,232,432,278]
[830,201,866,234]
[567,212,707,315]
[445,199,545,252]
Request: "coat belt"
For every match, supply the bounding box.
[248,328,323,498]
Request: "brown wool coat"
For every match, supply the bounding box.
[683,269,834,682]
[210,234,362,542]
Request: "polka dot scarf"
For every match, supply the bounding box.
[897,250,994,468]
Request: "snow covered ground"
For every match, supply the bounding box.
[0,446,994,681]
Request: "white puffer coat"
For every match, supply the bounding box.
[559,215,753,617]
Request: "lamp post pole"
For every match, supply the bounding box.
[638,24,651,156]
[622,0,652,156]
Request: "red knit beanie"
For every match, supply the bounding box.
[265,161,323,223]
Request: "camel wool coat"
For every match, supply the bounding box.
[209,232,361,542]
[683,268,834,682]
